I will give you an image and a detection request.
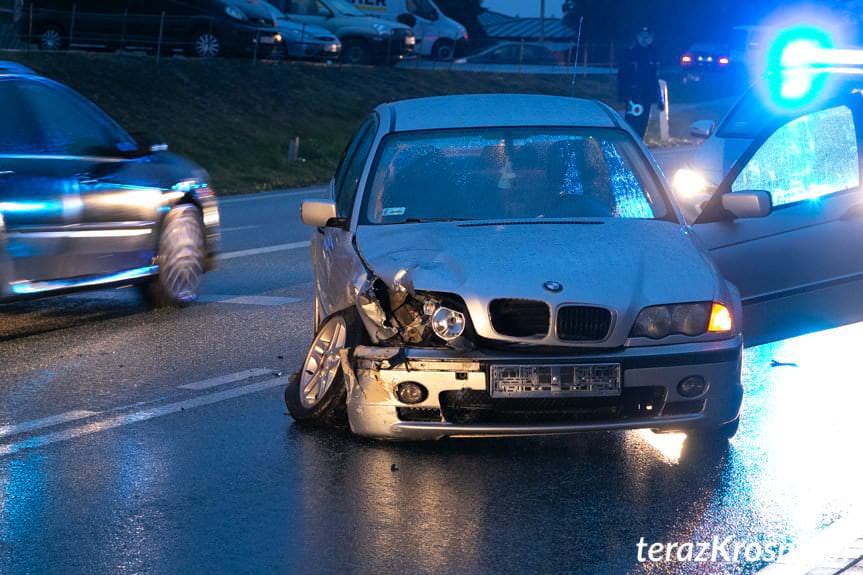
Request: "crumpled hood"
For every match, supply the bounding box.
[356,220,727,346]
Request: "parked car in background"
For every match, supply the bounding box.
[18,0,284,58]
[271,0,415,65]
[348,0,466,60]
[277,16,341,60]
[0,66,220,306]
[455,42,562,66]
[679,43,732,72]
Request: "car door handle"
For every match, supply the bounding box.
[841,202,863,220]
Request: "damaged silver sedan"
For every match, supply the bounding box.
[285,94,760,441]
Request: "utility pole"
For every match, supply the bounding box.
[540,0,545,42]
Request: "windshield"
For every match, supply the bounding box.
[407,0,438,21]
[325,0,365,16]
[362,128,669,224]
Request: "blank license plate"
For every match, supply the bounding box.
[490,364,621,398]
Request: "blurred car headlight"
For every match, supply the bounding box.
[672,168,709,200]
[225,6,247,21]
[631,302,731,339]
[373,23,391,36]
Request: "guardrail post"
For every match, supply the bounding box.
[156,11,165,63]
[658,78,670,144]
[69,3,76,48]
[287,136,300,161]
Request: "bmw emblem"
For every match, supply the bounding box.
[543,281,563,293]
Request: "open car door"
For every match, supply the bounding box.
[691,96,863,347]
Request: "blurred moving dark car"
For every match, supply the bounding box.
[17,0,283,58]
[0,65,220,306]
[455,42,563,66]
[680,43,731,71]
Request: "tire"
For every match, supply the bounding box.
[143,204,206,308]
[189,30,221,58]
[37,24,66,51]
[687,417,740,443]
[285,310,364,427]
[431,39,455,61]
[341,38,371,65]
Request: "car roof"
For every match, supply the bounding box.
[379,94,620,132]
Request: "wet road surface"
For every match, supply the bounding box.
[1,181,861,574]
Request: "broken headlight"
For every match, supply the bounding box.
[428,303,466,341]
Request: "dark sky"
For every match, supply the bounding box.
[482,0,562,18]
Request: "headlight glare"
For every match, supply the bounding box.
[430,306,466,341]
[672,168,709,200]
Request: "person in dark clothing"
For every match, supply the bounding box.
[618,27,662,139]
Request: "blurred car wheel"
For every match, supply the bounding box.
[432,39,455,61]
[38,25,66,51]
[190,30,222,58]
[143,204,205,308]
[341,38,371,65]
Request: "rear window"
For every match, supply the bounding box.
[361,127,671,225]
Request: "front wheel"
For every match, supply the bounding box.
[432,39,455,61]
[285,311,362,427]
[37,25,66,51]
[142,204,206,308]
[190,30,222,58]
[341,38,371,65]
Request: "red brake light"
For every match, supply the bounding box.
[681,55,692,64]
[718,56,730,65]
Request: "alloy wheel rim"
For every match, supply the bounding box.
[347,45,364,64]
[195,34,220,57]
[436,43,454,60]
[41,29,61,50]
[300,316,347,408]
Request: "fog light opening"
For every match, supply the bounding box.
[396,382,428,405]
[677,376,708,398]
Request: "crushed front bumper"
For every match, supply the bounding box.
[345,337,743,440]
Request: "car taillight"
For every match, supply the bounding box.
[681,54,692,64]
[718,56,730,65]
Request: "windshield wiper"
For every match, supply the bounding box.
[401,217,474,224]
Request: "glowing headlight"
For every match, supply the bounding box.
[631,302,722,339]
[672,168,709,200]
[225,6,246,21]
[430,306,466,341]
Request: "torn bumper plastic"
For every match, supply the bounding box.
[344,337,744,440]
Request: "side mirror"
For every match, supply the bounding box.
[689,120,716,139]
[300,199,338,227]
[397,13,417,27]
[721,190,772,219]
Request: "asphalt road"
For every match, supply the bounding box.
[1,170,862,575]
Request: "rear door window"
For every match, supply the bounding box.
[16,80,135,156]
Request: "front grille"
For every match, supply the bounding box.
[557,306,612,341]
[489,299,550,338]
[439,387,666,425]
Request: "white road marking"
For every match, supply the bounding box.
[220,225,261,233]
[217,186,328,205]
[178,368,275,391]
[757,512,863,574]
[0,410,98,439]
[219,241,310,261]
[0,376,289,457]
[199,295,302,306]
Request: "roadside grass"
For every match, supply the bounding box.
[3,52,620,194]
